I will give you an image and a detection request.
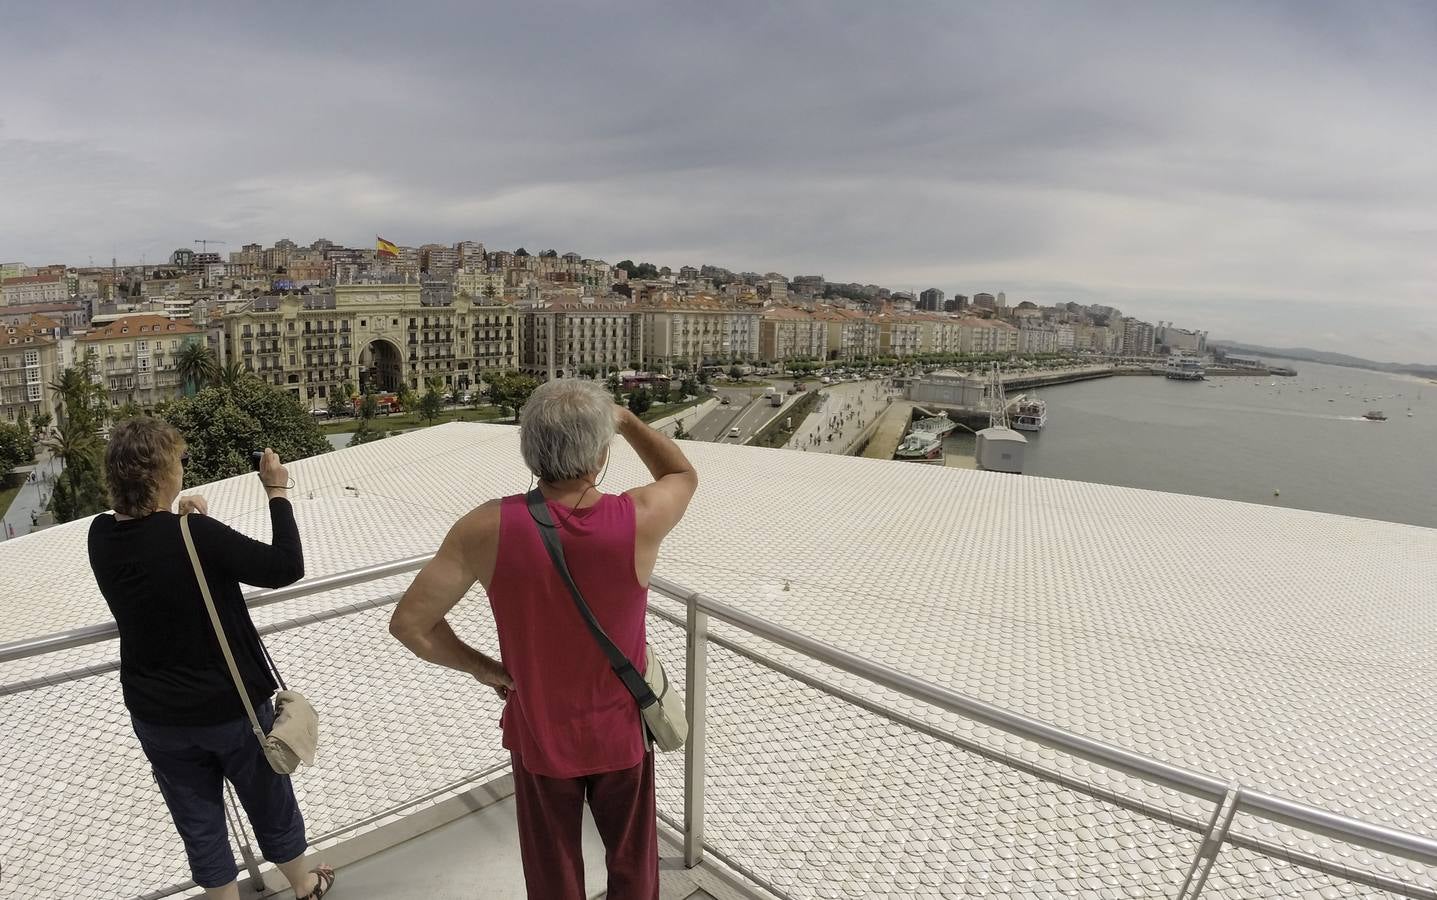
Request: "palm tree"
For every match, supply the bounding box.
[43,418,99,465]
[217,360,250,391]
[175,343,218,395]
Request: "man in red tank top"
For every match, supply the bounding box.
[391,378,698,899]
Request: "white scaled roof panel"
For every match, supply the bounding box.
[1,421,1435,899]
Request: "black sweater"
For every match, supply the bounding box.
[87,499,304,725]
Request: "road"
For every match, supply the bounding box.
[689,382,795,443]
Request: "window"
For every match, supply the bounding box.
[289,355,296,366]
[138,340,147,350]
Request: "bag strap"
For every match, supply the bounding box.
[180,514,268,744]
[525,489,657,709]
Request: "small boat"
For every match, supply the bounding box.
[1165,356,1206,380]
[910,412,959,438]
[1010,394,1048,432]
[1363,410,1387,421]
[895,431,944,462]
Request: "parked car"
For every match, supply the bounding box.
[721,396,732,405]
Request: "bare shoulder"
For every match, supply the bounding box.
[456,498,503,543]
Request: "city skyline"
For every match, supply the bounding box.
[3,2,1435,362]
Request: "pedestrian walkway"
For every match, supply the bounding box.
[2,451,58,541]
[784,380,900,455]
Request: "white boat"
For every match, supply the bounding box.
[1363,410,1387,421]
[895,431,944,462]
[1165,355,1206,380]
[1009,394,1048,432]
[911,412,959,438]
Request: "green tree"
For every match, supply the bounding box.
[175,342,218,395]
[680,377,700,398]
[44,419,107,522]
[420,376,445,426]
[31,411,52,439]
[486,370,538,421]
[348,420,384,446]
[359,392,379,422]
[16,408,28,438]
[672,419,689,440]
[159,377,330,485]
[114,400,144,421]
[327,395,350,419]
[217,360,251,391]
[0,421,33,473]
[397,382,417,413]
[727,365,742,380]
[627,387,652,416]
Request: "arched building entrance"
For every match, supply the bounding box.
[359,339,404,393]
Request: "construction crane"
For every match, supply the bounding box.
[193,239,227,253]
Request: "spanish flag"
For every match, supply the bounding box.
[376,236,400,258]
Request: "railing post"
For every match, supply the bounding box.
[1176,784,1241,900]
[684,595,708,868]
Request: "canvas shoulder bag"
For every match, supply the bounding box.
[525,489,687,752]
[180,513,319,774]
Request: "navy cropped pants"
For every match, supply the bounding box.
[132,700,307,888]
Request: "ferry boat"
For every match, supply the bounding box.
[910,412,959,438]
[1363,410,1387,421]
[1164,356,1206,380]
[1009,395,1048,432]
[894,431,944,462]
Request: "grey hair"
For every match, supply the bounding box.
[519,378,617,482]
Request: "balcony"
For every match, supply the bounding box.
[2,426,1437,899]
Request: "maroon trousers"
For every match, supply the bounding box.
[511,750,659,900]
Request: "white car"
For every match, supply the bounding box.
[728,427,740,438]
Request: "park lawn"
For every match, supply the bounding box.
[639,396,705,423]
[321,405,506,434]
[0,482,21,522]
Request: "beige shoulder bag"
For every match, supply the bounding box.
[180,513,319,774]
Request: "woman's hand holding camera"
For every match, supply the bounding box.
[258,448,289,497]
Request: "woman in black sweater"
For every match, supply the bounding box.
[88,417,334,900]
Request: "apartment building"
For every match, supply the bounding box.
[960,318,1019,354]
[520,302,637,378]
[77,315,203,409]
[912,314,965,355]
[0,321,60,425]
[1122,318,1157,356]
[759,307,826,362]
[814,307,880,361]
[874,313,924,358]
[639,305,761,368]
[2,274,67,307]
[220,283,520,406]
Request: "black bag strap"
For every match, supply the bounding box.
[525,489,657,709]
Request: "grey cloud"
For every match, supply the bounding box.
[1,1,1435,360]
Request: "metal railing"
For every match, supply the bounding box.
[6,556,1437,898]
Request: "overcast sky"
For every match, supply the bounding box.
[2,2,1434,362]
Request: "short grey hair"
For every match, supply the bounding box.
[519,378,617,482]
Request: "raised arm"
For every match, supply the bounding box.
[618,407,698,583]
[389,502,512,696]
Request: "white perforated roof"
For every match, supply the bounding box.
[2,422,1435,898]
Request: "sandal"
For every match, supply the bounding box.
[298,864,336,900]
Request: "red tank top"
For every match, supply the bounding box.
[489,492,649,777]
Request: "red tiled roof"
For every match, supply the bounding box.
[78,315,200,342]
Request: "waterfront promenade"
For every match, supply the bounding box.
[784,380,898,454]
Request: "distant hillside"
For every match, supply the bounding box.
[1212,342,1437,379]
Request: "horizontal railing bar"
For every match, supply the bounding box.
[1,592,407,697]
[647,578,1437,872]
[649,602,1437,899]
[0,554,433,664]
[650,577,1227,800]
